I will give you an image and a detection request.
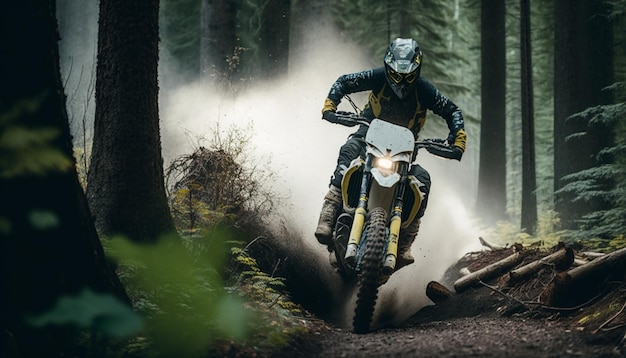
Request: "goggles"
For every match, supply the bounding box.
[386,68,418,84]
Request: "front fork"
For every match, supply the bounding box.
[345,159,408,273]
[385,176,407,273]
[344,157,372,266]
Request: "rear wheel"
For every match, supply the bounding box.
[352,207,386,334]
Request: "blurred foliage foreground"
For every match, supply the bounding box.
[109,229,308,357]
[28,229,310,358]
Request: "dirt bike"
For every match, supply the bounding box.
[326,111,459,334]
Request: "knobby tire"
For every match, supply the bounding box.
[353,207,387,334]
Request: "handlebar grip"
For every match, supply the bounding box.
[425,145,462,160]
[334,111,368,127]
[336,118,359,127]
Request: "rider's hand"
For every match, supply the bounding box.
[450,146,463,161]
[322,110,338,124]
[446,131,464,161]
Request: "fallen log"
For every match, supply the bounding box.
[454,249,527,292]
[505,246,574,285]
[572,258,590,267]
[578,251,606,260]
[544,246,626,306]
[479,236,505,250]
[425,281,454,304]
[560,246,626,283]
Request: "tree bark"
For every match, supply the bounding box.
[0,1,127,356]
[88,0,176,242]
[520,0,537,235]
[476,0,507,225]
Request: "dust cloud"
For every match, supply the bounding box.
[158,26,483,327]
[58,5,484,329]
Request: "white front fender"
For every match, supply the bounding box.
[371,168,401,188]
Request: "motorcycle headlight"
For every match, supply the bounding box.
[374,157,396,176]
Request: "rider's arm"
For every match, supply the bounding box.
[418,79,466,156]
[322,69,377,114]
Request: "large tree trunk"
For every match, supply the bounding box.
[476,0,507,225]
[0,2,127,356]
[520,0,537,234]
[553,0,614,230]
[88,0,176,242]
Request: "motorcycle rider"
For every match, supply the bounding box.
[315,38,466,269]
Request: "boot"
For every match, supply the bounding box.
[314,185,342,246]
[396,218,420,270]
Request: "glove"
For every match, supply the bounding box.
[450,146,463,161]
[322,110,338,124]
[446,129,466,161]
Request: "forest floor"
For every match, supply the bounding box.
[268,247,626,358]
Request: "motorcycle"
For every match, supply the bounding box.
[326,111,459,333]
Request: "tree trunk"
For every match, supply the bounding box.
[553,0,614,230]
[88,0,176,242]
[200,0,237,81]
[0,2,127,356]
[476,0,507,225]
[520,0,537,235]
[257,0,291,79]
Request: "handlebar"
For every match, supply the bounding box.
[334,111,370,127]
[330,111,461,160]
[416,139,462,160]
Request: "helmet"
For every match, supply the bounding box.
[383,38,423,99]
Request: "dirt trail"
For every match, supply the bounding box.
[271,247,626,358]
[274,286,624,357]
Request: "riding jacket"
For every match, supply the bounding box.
[322,66,466,152]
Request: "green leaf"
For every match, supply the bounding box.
[0,216,11,235]
[28,210,59,230]
[214,296,249,340]
[27,288,142,338]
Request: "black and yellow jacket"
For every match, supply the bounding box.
[323,66,466,152]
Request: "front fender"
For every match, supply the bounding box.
[371,168,401,188]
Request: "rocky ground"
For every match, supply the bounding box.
[271,246,626,357]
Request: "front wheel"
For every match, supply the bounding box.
[352,207,387,334]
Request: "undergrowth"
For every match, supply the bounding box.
[102,229,313,357]
[479,209,626,252]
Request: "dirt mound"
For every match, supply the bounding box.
[407,244,626,355]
